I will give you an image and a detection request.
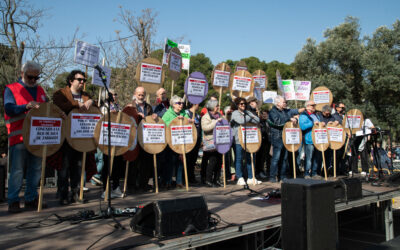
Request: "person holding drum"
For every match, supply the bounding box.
[231,97,262,186]
[201,99,224,187]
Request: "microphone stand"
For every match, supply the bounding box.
[225,108,263,197]
[96,68,125,229]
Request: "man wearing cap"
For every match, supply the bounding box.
[4,61,48,212]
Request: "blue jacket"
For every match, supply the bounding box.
[299,111,320,145]
[268,106,298,145]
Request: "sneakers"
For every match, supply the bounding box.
[101,187,123,199]
[237,177,246,186]
[361,171,367,177]
[259,172,267,179]
[8,202,22,213]
[247,178,262,185]
[83,187,90,192]
[312,175,323,180]
[304,175,311,179]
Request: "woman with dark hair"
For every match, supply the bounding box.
[230,97,261,185]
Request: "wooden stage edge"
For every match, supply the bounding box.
[0,180,399,249]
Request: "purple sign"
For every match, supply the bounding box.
[213,119,233,154]
[184,72,208,104]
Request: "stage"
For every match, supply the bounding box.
[0,179,399,249]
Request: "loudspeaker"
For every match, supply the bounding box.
[130,196,209,238]
[281,179,336,250]
[334,178,362,201]
[0,165,5,202]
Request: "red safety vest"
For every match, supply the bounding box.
[4,82,46,146]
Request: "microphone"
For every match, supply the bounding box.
[94,64,107,79]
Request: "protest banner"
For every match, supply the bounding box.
[238,123,261,185]
[162,38,178,65]
[22,103,66,212]
[138,115,167,193]
[253,70,267,105]
[343,109,364,135]
[327,124,345,177]
[263,91,277,104]
[135,57,165,97]
[168,47,182,98]
[282,122,302,179]
[166,117,197,191]
[230,70,254,99]
[294,80,311,101]
[282,80,296,101]
[185,72,208,105]
[212,62,231,107]
[310,86,333,111]
[74,40,100,67]
[178,44,191,71]
[312,123,330,180]
[213,119,233,188]
[235,60,248,72]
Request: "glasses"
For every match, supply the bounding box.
[338,106,345,109]
[27,75,40,81]
[308,104,316,107]
[74,78,87,82]
[175,102,183,105]
[239,103,246,106]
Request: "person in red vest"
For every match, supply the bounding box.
[4,61,47,213]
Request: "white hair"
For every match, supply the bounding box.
[274,95,284,105]
[206,99,218,111]
[170,95,183,106]
[21,61,41,73]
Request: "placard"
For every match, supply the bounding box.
[215,125,231,144]
[139,63,162,84]
[328,127,343,142]
[142,123,165,144]
[236,66,247,71]
[285,128,301,144]
[232,76,252,92]
[313,91,330,104]
[162,38,177,65]
[74,40,100,67]
[187,78,207,96]
[171,125,193,145]
[178,44,190,70]
[99,122,131,147]
[213,70,230,87]
[70,113,101,138]
[276,69,284,93]
[29,117,62,145]
[314,128,329,144]
[282,80,296,100]
[92,65,111,88]
[263,91,277,103]
[345,115,361,129]
[294,80,311,101]
[240,126,259,143]
[169,51,182,73]
[253,75,266,89]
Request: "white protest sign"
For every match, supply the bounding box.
[29,117,62,145]
[142,123,165,144]
[140,63,162,84]
[213,70,230,87]
[171,125,193,145]
[328,127,343,142]
[169,51,182,73]
[71,113,102,138]
[345,115,361,129]
[232,76,252,92]
[313,90,330,104]
[187,78,207,96]
[254,88,262,101]
[241,126,259,143]
[263,91,277,104]
[285,128,301,144]
[178,44,190,70]
[253,75,266,89]
[74,40,100,67]
[282,80,296,100]
[314,129,329,144]
[295,81,311,101]
[236,66,247,71]
[99,122,131,147]
[92,65,111,88]
[215,125,231,144]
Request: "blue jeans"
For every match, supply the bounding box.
[234,144,253,179]
[8,143,42,204]
[270,142,288,180]
[304,144,316,176]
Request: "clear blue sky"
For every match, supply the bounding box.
[34,0,400,65]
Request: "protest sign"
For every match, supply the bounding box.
[253,70,267,89]
[212,69,231,88]
[294,80,311,101]
[135,57,165,96]
[168,47,182,80]
[310,86,333,111]
[276,69,284,93]
[29,117,62,145]
[343,109,364,134]
[327,124,345,150]
[312,123,330,180]
[282,80,296,100]
[263,91,277,103]
[282,122,302,179]
[178,44,190,70]
[99,122,131,147]
[185,72,208,104]
[162,38,178,65]
[240,126,259,144]
[74,40,100,67]
[235,61,247,72]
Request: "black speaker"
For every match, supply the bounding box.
[130,196,209,238]
[0,164,5,202]
[281,179,336,250]
[334,178,362,201]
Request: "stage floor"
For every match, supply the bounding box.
[0,178,399,249]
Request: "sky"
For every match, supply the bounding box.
[32,0,400,65]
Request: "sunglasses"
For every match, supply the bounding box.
[74,78,87,82]
[239,103,246,106]
[175,102,184,105]
[27,75,40,81]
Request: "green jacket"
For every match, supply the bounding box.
[162,106,189,126]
